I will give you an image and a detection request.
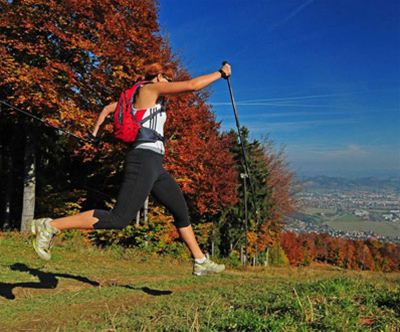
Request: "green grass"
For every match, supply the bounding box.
[301,207,337,216]
[325,213,400,237]
[331,213,363,223]
[300,210,400,238]
[0,232,399,331]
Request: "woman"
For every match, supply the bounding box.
[32,62,232,276]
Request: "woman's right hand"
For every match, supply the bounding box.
[220,63,231,78]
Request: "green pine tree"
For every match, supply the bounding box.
[219,127,273,257]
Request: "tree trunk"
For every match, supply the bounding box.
[1,131,9,228]
[3,156,13,229]
[241,246,247,266]
[135,196,149,226]
[265,247,270,267]
[211,221,215,257]
[255,242,258,266]
[2,129,19,230]
[144,196,149,225]
[20,129,36,233]
[135,210,140,225]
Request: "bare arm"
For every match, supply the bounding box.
[148,63,231,97]
[150,72,221,96]
[92,102,117,136]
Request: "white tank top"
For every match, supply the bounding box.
[134,102,167,155]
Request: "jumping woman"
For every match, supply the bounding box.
[32,62,231,276]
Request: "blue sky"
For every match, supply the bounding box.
[158,0,400,178]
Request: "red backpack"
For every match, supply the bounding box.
[113,81,165,143]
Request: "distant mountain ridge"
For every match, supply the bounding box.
[300,175,400,192]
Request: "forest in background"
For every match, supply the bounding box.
[0,0,398,272]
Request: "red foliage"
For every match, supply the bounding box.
[254,143,296,252]
[1,0,239,220]
[164,86,239,216]
[0,0,169,149]
[280,231,400,272]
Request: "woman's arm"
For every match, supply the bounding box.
[92,102,117,136]
[148,63,231,97]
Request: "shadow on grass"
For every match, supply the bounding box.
[121,285,173,296]
[0,263,100,300]
[376,294,400,317]
[0,263,173,300]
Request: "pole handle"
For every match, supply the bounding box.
[221,61,230,81]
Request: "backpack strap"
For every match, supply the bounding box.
[138,103,164,124]
[130,81,151,107]
[131,82,167,125]
[134,127,165,143]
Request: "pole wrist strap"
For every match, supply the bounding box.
[219,69,228,79]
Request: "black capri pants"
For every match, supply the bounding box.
[93,148,191,229]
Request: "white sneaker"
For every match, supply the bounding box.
[193,254,225,276]
[31,218,60,260]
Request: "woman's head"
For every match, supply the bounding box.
[143,62,175,82]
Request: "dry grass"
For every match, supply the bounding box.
[0,232,399,331]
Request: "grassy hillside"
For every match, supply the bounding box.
[301,207,400,238]
[0,232,399,331]
[326,216,400,237]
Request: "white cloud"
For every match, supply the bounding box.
[220,118,357,133]
[268,0,315,32]
[211,91,365,106]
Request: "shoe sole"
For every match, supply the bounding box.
[193,272,214,276]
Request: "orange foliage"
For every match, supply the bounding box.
[164,88,239,216]
[0,0,168,150]
[0,0,239,220]
[254,142,296,252]
[280,231,400,272]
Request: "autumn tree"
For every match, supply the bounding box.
[218,128,295,263]
[279,231,399,272]
[300,232,317,266]
[163,83,239,219]
[256,136,296,263]
[1,0,171,230]
[280,232,304,265]
[1,0,240,237]
[219,127,270,259]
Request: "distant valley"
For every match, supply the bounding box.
[285,175,400,244]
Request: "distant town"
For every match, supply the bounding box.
[284,176,400,244]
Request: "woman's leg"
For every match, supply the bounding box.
[150,170,225,276]
[176,225,205,259]
[33,210,100,261]
[32,149,160,261]
[150,171,204,259]
[50,149,160,231]
[50,210,98,230]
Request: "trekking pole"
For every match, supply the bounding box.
[222,61,259,219]
[0,99,93,144]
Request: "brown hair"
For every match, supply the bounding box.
[143,62,175,81]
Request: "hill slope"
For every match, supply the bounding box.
[0,233,399,331]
